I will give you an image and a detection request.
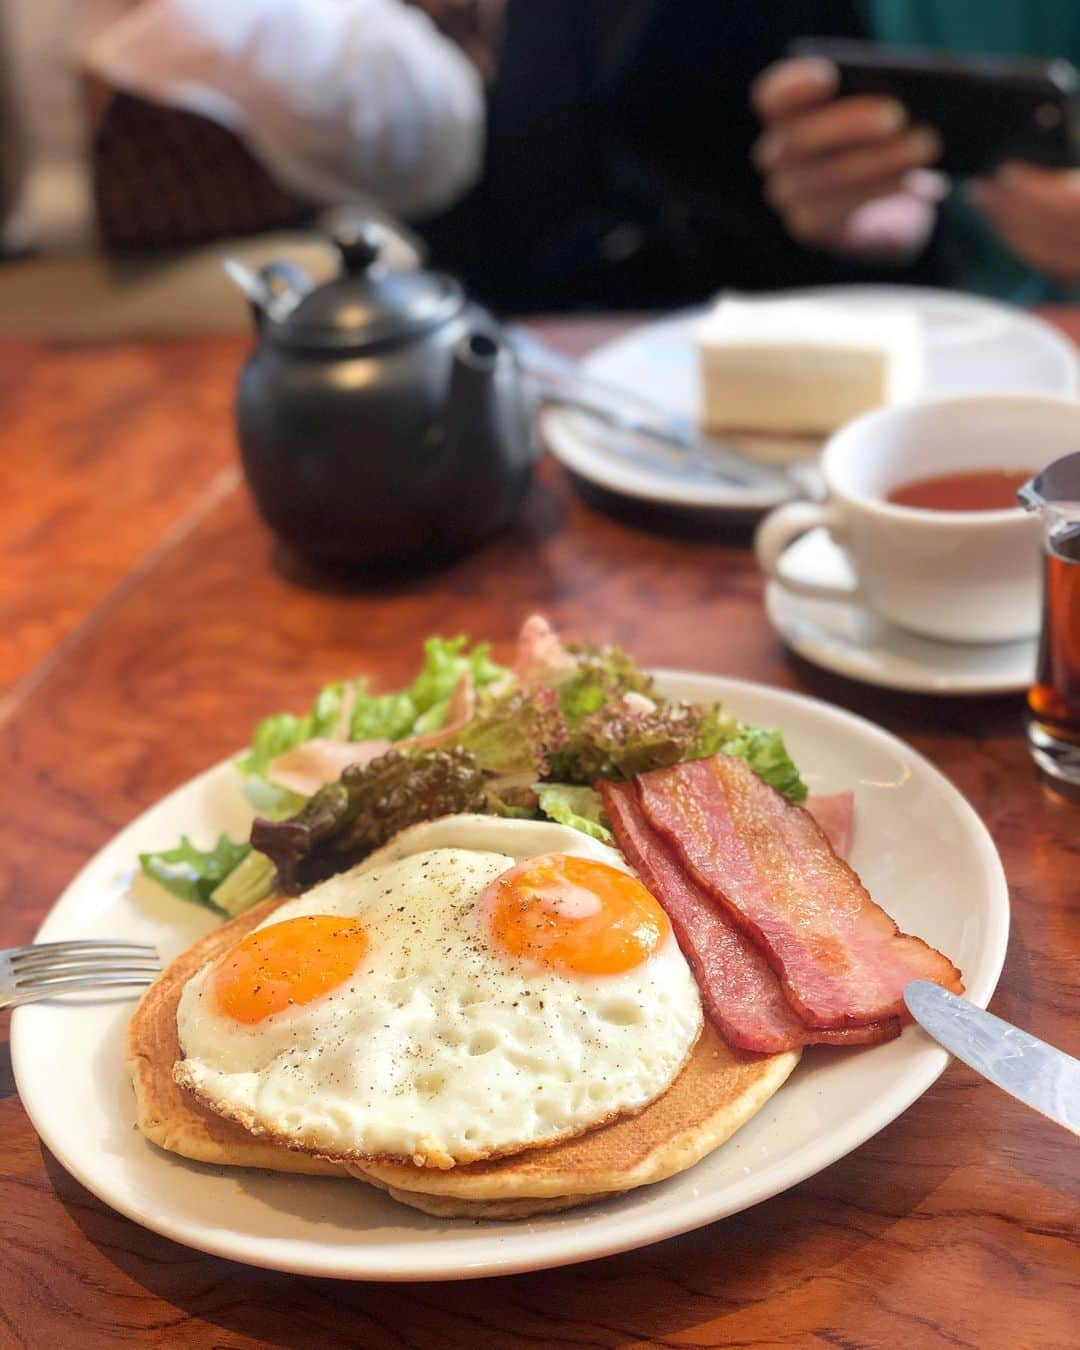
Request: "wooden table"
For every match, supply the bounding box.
[1,316,1076,1349]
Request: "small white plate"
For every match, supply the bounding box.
[766,528,1038,695]
[11,675,1009,1281]
[543,287,1079,516]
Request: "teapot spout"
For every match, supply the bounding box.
[446,331,509,457]
[441,328,535,532]
[449,330,501,401]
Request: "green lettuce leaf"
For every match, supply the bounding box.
[409,637,499,710]
[348,688,417,742]
[537,784,614,843]
[455,642,807,803]
[139,834,251,911]
[238,682,350,777]
[717,721,807,802]
[454,685,563,778]
[209,848,277,916]
[368,635,504,740]
[240,773,307,819]
[545,699,704,783]
[558,644,655,725]
[239,638,508,780]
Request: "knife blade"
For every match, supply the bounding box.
[904,980,1080,1135]
[507,326,799,498]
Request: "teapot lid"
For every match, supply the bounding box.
[272,221,463,351]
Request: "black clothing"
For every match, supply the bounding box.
[421,0,940,313]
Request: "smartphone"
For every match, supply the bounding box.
[787,37,1078,177]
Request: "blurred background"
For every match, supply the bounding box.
[1,0,1077,339]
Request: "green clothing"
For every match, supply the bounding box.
[862,0,1080,301]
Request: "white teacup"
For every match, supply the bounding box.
[754,394,1077,644]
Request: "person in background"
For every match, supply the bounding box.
[422,0,907,314]
[0,0,484,257]
[753,0,1080,303]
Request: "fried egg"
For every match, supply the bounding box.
[174,817,702,1167]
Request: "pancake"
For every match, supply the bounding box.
[127,900,799,1218]
[126,900,346,1178]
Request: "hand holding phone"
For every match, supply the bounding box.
[752,41,1080,280]
[787,38,1078,179]
[751,56,943,259]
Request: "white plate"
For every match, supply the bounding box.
[542,287,1080,515]
[766,528,1037,695]
[11,674,1009,1281]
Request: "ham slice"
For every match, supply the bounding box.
[267,671,476,795]
[601,781,899,1053]
[637,756,963,1028]
[806,792,854,860]
[514,614,579,689]
[266,738,391,796]
[397,671,476,751]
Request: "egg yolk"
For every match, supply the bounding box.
[481,853,669,976]
[211,915,368,1024]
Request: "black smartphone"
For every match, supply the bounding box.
[786,37,1078,177]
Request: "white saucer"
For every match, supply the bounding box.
[542,286,1079,519]
[765,529,1037,695]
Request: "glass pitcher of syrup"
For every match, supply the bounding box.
[1019,452,1080,800]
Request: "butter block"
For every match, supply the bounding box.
[696,296,924,436]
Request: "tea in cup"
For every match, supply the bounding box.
[754,394,1077,644]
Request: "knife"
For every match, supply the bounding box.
[507,326,799,498]
[904,980,1080,1135]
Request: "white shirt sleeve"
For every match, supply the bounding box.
[84,0,485,219]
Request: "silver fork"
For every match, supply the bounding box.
[0,940,161,1008]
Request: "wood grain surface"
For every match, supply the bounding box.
[1,317,1077,1349]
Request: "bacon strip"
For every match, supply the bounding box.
[637,757,962,1028]
[600,781,898,1053]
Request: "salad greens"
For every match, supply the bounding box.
[210,849,278,917]
[139,834,251,912]
[238,637,505,778]
[251,747,487,895]
[139,623,807,913]
[704,718,807,804]
[535,784,614,844]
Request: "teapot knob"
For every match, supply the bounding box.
[329,220,385,274]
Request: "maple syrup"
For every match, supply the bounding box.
[1018,451,1080,798]
[1027,525,1080,747]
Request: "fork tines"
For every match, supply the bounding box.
[16,957,160,979]
[10,941,157,969]
[1,940,162,1006]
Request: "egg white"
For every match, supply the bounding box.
[174,818,703,1167]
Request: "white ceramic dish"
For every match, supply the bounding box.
[755,394,1072,644]
[11,674,1010,1281]
[542,287,1079,516]
[765,529,1037,695]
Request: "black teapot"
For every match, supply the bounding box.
[232,222,536,567]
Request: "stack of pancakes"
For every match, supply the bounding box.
[127,900,798,1219]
